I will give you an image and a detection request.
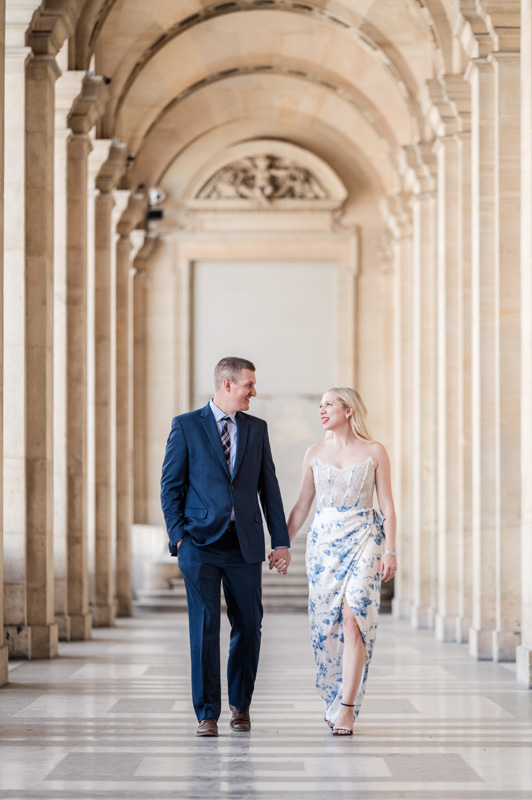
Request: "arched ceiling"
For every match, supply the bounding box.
[76,0,452,198]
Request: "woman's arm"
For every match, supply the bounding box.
[374,444,397,582]
[286,448,316,542]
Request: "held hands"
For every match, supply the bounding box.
[268,547,291,575]
[380,552,397,582]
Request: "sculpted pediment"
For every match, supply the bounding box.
[197,155,328,204]
[182,140,347,213]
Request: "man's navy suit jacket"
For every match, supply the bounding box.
[160,403,290,564]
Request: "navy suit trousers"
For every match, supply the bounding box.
[177,530,263,722]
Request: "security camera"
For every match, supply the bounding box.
[149,187,166,206]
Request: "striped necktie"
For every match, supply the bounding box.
[220,417,232,474]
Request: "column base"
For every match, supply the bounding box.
[455,616,471,644]
[5,623,59,659]
[469,627,493,660]
[0,644,8,686]
[410,605,431,629]
[69,612,92,641]
[492,630,520,662]
[391,598,410,619]
[434,614,458,642]
[92,603,115,628]
[516,645,532,688]
[55,613,71,642]
[116,595,133,617]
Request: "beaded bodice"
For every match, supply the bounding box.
[312,457,375,511]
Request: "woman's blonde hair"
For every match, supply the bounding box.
[327,387,373,441]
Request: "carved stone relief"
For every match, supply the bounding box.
[197,155,328,203]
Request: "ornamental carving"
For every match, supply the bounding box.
[197,155,328,202]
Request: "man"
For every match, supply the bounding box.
[161,357,291,737]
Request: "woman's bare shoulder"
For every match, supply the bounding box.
[367,440,389,467]
[303,442,328,463]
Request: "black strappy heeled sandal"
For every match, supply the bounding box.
[332,702,355,736]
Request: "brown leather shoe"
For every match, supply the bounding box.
[196,719,218,737]
[229,705,251,732]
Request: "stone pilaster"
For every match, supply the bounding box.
[132,235,159,525]
[382,195,413,620]
[398,145,438,630]
[433,74,474,646]
[434,130,462,642]
[87,140,112,613]
[53,68,85,641]
[491,37,521,663]
[115,197,146,617]
[518,0,532,687]
[24,52,61,659]
[422,78,469,643]
[92,143,128,627]
[3,0,79,661]
[65,77,108,642]
[458,3,522,661]
[3,2,35,659]
[465,42,498,662]
[0,0,7,685]
[457,127,473,644]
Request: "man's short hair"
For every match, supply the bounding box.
[214,356,256,389]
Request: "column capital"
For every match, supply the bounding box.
[396,143,437,195]
[68,131,92,159]
[478,1,520,53]
[117,192,148,238]
[420,78,460,137]
[26,52,61,84]
[442,74,471,133]
[133,233,159,274]
[463,53,494,84]
[380,193,413,239]
[56,69,85,127]
[96,140,127,193]
[27,0,82,57]
[68,74,109,135]
[88,138,113,187]
[120,230,147,273]
[451,0,520,58]
[450,1,494,59]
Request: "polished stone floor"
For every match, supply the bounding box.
[1,612,532,799]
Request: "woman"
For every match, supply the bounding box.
[284,387,396,735]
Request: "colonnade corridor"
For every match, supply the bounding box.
[0,611,530,799]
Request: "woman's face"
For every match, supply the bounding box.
[319,391,348,431]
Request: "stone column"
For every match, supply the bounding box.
[466,53,498,660]
[433,130,462,642]
[86,141,110,618]
[518,0,532,687]
[92,144,127,627]
[456,127,473,644]
[53,66,85,640]
[24,50,62,658]
[434,74,474,646]
[3,2,36,659]
[491,40,522,662]
[383,195,413,619]
[65,77,107,641]
[132,235,159,525]
[115,197,146,617]
[0,0,8,685]
[399,146,438,630]
[3,0,79,661]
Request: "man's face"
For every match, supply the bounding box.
[229,369,257,412]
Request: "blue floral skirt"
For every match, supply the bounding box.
[305,506,385,724]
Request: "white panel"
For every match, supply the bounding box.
[193,260,339,513]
